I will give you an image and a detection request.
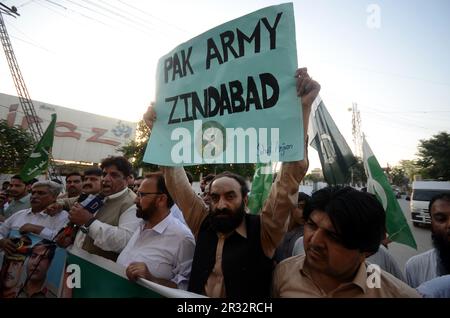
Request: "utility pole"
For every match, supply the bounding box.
[351,102,363,158]
[0,3,59,180]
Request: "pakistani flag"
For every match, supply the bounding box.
[362,137,417,249]
[310,99,356,185]
[20,113,57,182]
[248,162,274,214]
[66,247,204,298]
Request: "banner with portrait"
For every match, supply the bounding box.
[0,230,67,298]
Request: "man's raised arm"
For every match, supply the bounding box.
[260,68,319,258]
[143,106,208,238]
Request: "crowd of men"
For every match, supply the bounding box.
[0,68,449,298]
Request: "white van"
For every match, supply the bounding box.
[410,180,450,226]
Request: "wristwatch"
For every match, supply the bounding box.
[80,218,96,234]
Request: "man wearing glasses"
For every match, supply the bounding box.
[117,172,195,289]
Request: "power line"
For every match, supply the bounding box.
[62,0,158,38]
[98,0,159,30]
[317,58,450,88]
[116,0,189,34]
[3,20,53,53]
[17,0,34,8]
[80,0,157,36]
[33,0,71,19]
[10,34,53,52]
[45,0,111,28]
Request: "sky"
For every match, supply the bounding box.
[0,0,449,172]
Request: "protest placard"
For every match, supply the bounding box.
[144,3,303,166]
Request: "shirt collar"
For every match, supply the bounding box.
[17,193,31,203]
[105,187,128,200]
[234,217,247,238]
[26,208,48,217]
[142,212,173,235]
[352,261,369,293]
[300,254,368,294]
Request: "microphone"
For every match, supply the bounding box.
[55,193,104,247]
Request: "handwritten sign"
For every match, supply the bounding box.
[144,3,303,166]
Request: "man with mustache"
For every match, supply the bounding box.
[0,181,68,254]
[69,156,140,261]
[62,172,83,199]
[81,168,103,196]
[47,168,103,215]
[144,68,317,297]
[0,235,32,298]
[117,172,195,289]
[406,193,450,288]
[0,175,32,221]
[272,186,419,297]
[17,240,57,298]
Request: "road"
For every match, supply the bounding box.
[388,197,432,274]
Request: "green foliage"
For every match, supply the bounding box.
[398,159,420,182]
[304,173,324,183]
[390,166,408,186]
[0,120,35,173]
[416,132,450,180]
[350,157,367,184]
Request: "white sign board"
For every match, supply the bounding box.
[0,93,136,163]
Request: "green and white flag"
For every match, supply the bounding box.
[362,137,417,249]
[248,162,274,214]
[19,113,57,182]
[310,98,356,185]
[65,247,205,298]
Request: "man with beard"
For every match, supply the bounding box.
[272,186,419,297]
[69,156,140,261]
[143,68,317,297]
[117,172,195,289]
[0,175,32,221]
[62,172,83,199]
[0,181,68,252]
[406,193,450,288]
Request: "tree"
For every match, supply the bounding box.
[119,120,255,179]
[0,120,35,173]
[416,132,450,180]
[390,166,408,187]
[350,157,367,185]
[304,173,324,183]
[398,159,420,182]
[118,119,159,172]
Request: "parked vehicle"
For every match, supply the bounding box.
[410,180,450,226]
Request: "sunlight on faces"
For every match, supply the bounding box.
[101,165,128,196]
[8,178,27,199]
[304,210,365,279]
[134,178,161,221]
[66,175,82,197]
[209,177,247,233]
[133,178,143,193]
[30,186,57,212]
[202,183,212,206]
[431,199,450,243]
[431,199,450,271]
